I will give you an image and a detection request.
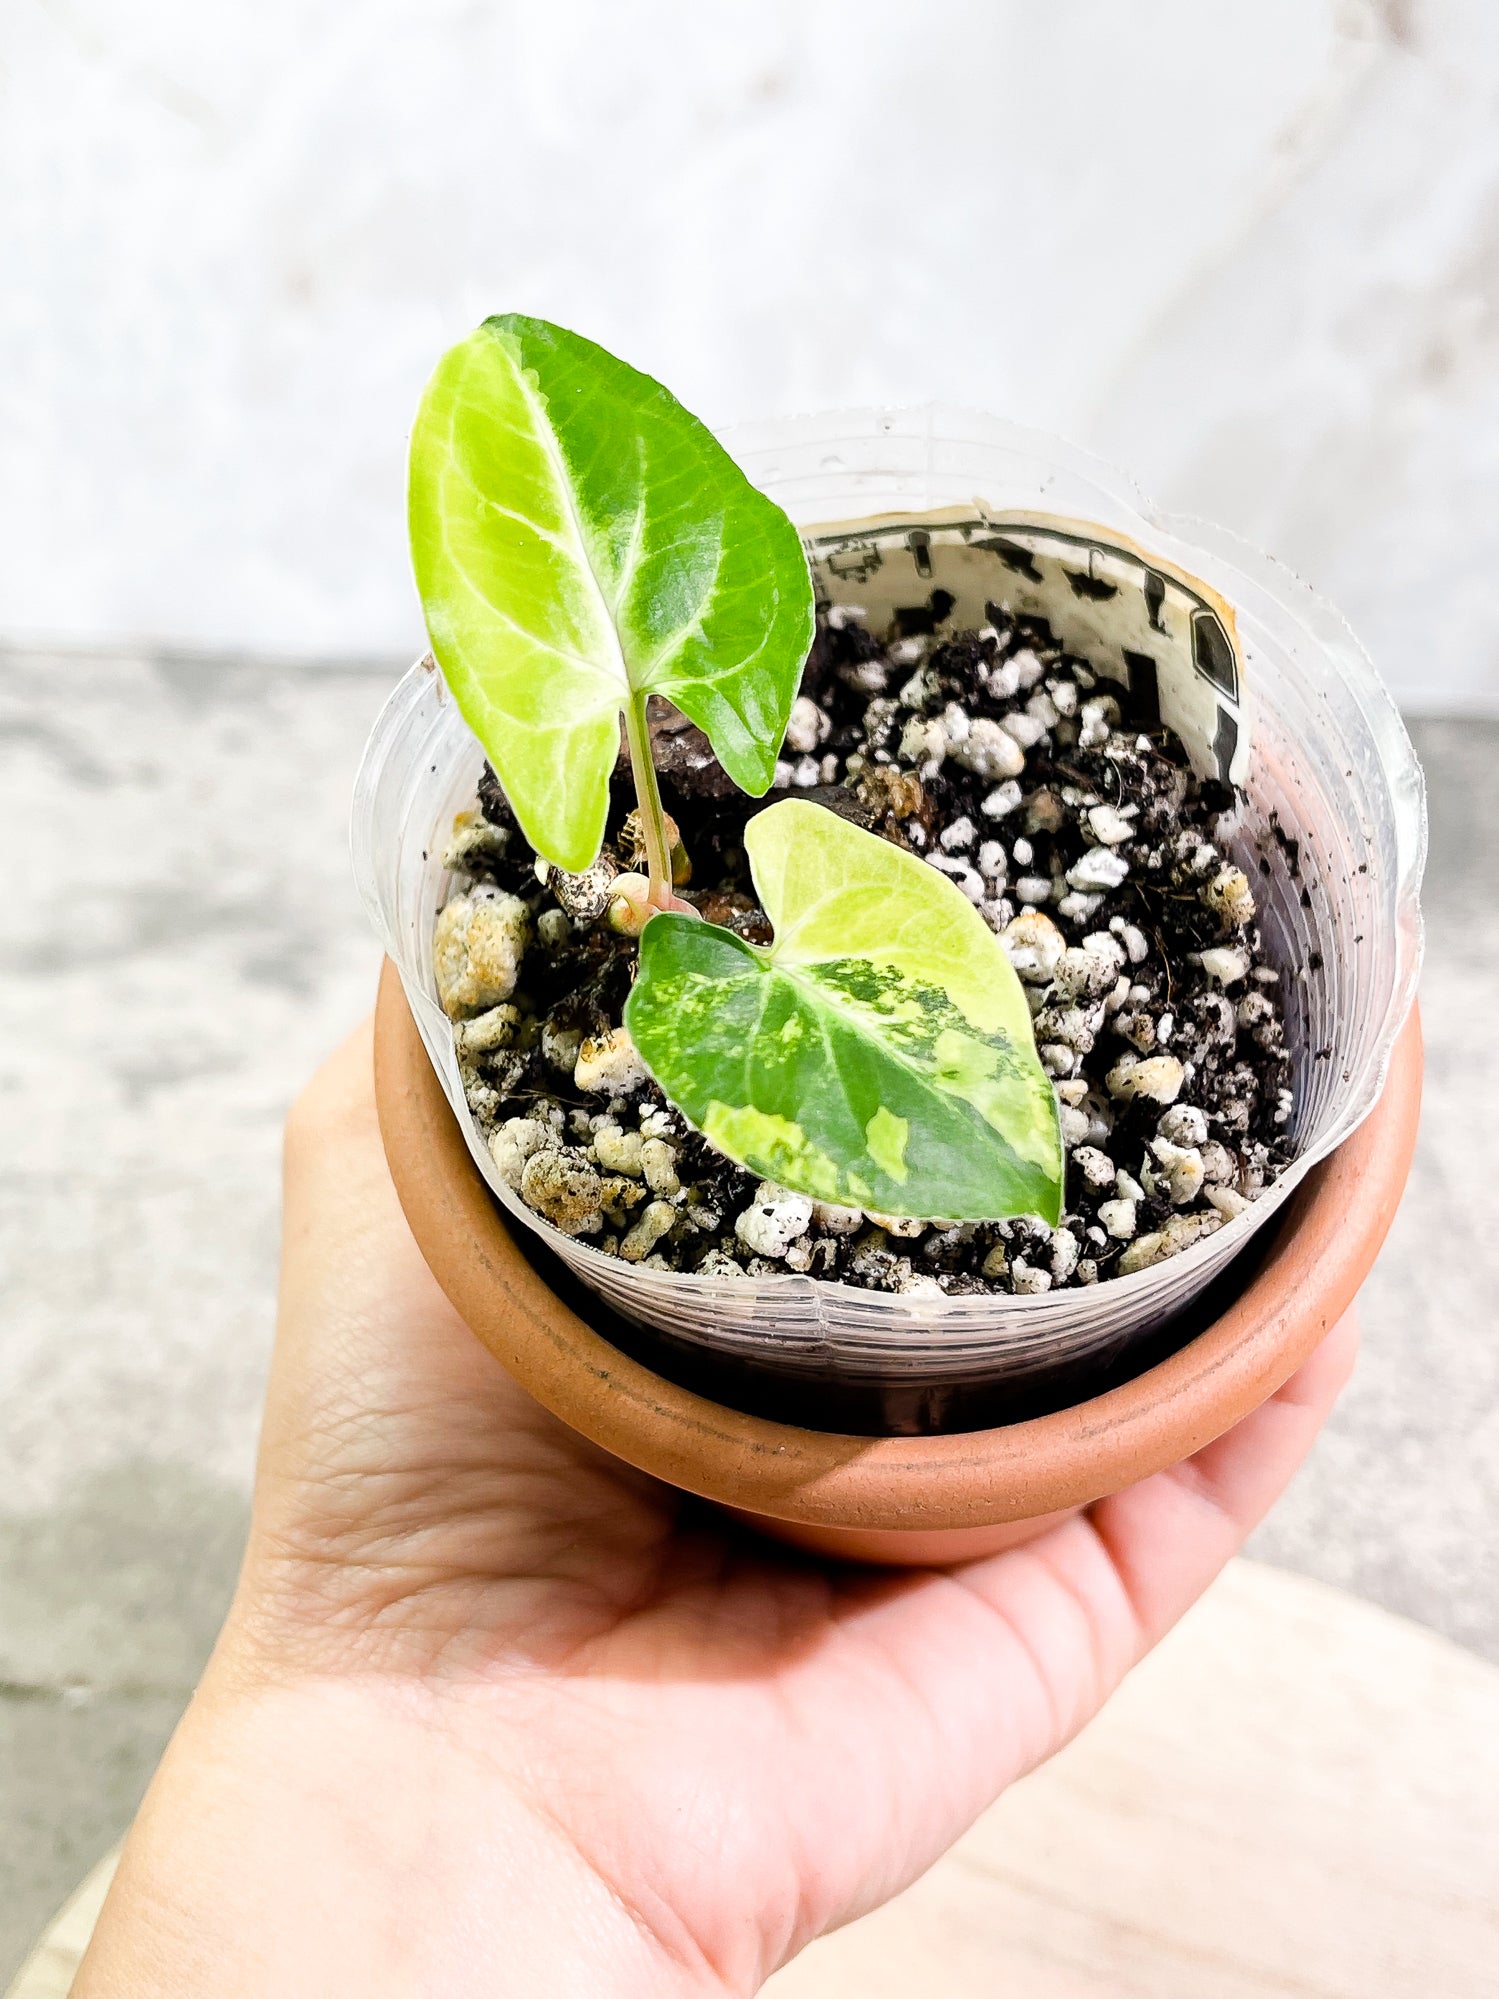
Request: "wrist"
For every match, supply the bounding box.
[75,1659,725,1999]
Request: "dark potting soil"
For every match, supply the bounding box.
[432,605,1297,1296]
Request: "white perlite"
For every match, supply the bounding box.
[1207,1185,1251,1221]
[1197,945,1251,985]
[899,715,947,773]
[1000,909,1065,982]
[952,717,1026,780]
[1149,1137,1206,1206]
[1157,1104,1209,1147]
[1085,803,1135,846]
[1071,1145,1116,1191]
[1058,1105,1091,1147]
[928,853,985,903]
[545,853,619,922]
[1202,865,1256,930]
[540,1019,582,1074]
[455,1003,520,1057]
[868,1211,928,1239]
[734,1182,814,1258]
[1119,922,1150,964]
[574,1026,649,1095]
[1049,1227,1081,1281]
[1000,710,1047,750]
[784,694,829,754]
[519,1149,603,1236]
[1098,1197,1138,1240]
[1106,1053,1186,1104]
[1077,695,1120,748]
[939,701,971,748]
[811,1201,863,1235]
[1118,1210,1224,1275]
[639,1136,680,1197]
[695,1249,746,1280]
[433,889,531,1017]
[620,1199,677,1262]
[1052,936,1124,999]
[980,779,1023,818]
[1066,845,1130,892]
[489,1116,550,1189]
[592,1122,645,1176]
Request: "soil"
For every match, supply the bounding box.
[433,604,1297,1295]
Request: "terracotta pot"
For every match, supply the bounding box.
[373,959,1422,1566]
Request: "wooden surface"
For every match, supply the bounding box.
[5,1858,115,1999]
[11,1559,1497,1999]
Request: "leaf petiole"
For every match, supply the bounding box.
[623,691,676,909]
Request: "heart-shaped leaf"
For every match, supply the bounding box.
[408,315,814,872]
[625,800,1064,1223]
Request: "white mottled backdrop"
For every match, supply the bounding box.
[3,0,1499,702]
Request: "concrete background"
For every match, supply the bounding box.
[5,0,1499,1979]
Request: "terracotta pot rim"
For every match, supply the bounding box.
[374,961,1422,1533]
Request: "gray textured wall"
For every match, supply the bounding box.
[4,0,1498,710]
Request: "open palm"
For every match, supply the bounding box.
[81,1024,1353,1999]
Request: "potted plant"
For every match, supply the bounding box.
[355,319,1424,1562]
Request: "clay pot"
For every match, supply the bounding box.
[373,959,1422,1566]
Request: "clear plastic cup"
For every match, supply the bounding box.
[352,406,1425,1433]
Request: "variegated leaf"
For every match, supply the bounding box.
[408,316,813,872]
[625,800,1064,1223]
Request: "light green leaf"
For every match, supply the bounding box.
[408,315,814,872]
[625,800,1064,1223]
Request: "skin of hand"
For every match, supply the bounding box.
[75,1022,1357,1999]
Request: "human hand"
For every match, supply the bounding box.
[76,1022,1355,1999]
